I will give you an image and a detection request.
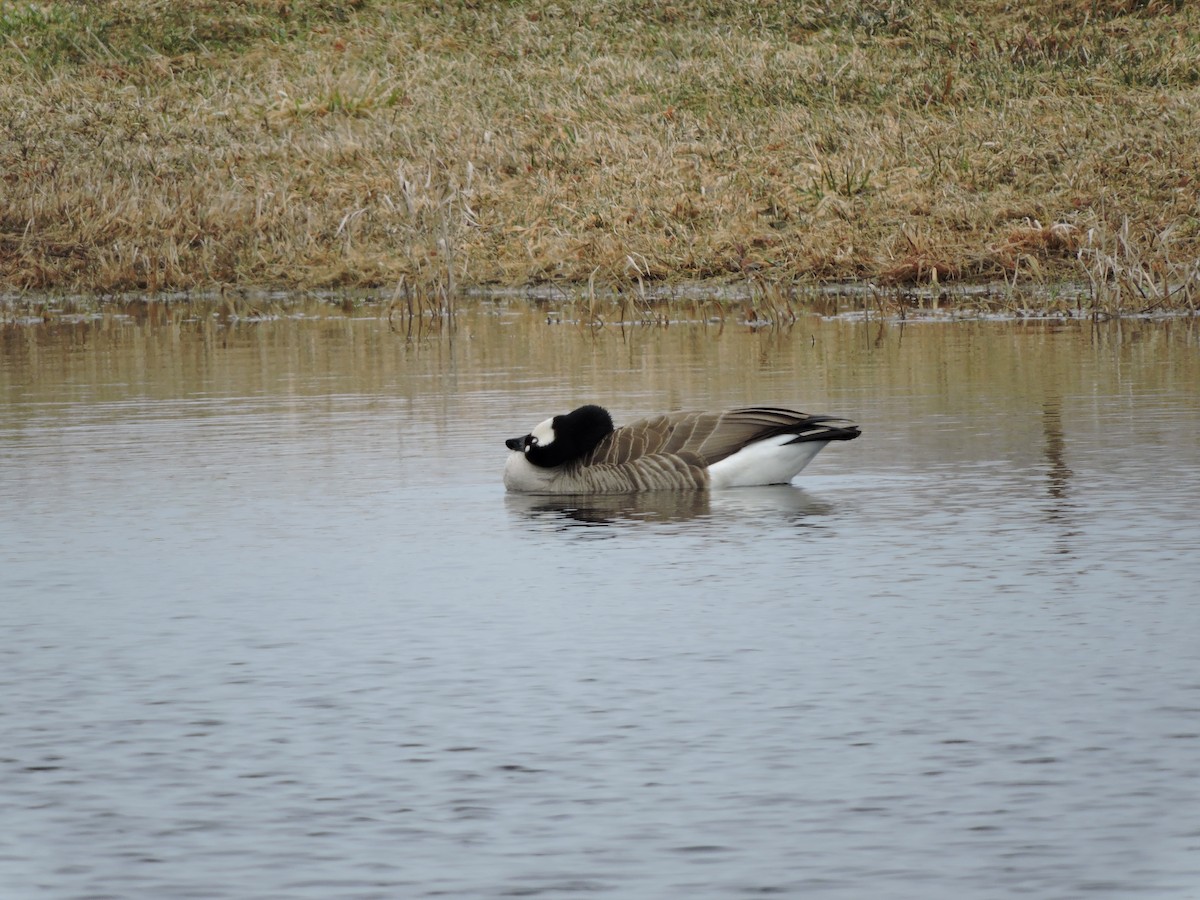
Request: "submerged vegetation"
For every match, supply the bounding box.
[1,0,1198,309]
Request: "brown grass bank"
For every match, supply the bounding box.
[2,0,1199,303]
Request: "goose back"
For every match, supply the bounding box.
[586,407,829,467]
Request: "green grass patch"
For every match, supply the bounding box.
[0,1,368,70]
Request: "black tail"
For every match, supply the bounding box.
[783,417,861,444]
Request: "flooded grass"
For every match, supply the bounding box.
[5,280,1193,336]
[2,0,1199,304]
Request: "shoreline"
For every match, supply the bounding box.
[3,278,1196,327]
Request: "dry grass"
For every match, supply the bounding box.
[1078,217,1199,315]
[1,0,1199,305]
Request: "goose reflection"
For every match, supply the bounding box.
[504,484,835,528]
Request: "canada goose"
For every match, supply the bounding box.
[503,405,861,493]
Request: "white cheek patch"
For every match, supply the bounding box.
[529,418,556,449]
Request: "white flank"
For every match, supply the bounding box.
[706,435,829,489]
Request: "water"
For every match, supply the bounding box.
[2,305,1199,899]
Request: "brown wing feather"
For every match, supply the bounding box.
[586,408,821,468]
[682,408,811,463]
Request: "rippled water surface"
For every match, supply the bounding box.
[2,305,1199,899]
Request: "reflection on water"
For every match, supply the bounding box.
[507,489,715,526]
[2,305,1199,900]
[505,485,834,528]
[1040,397,1079,557]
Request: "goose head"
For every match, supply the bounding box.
[505,404,614,468]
